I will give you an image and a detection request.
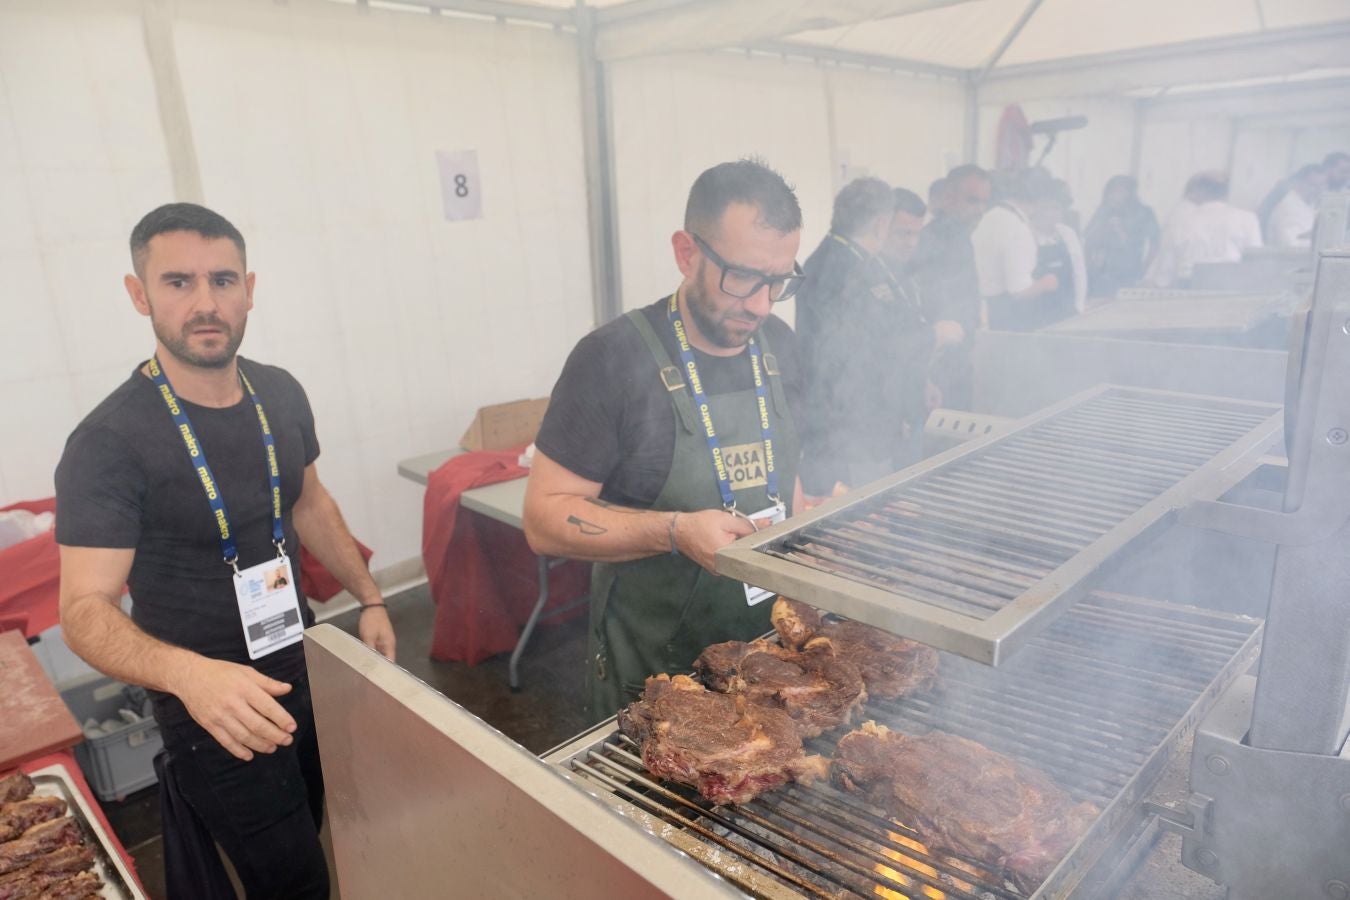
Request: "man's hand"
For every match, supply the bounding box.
[173,656,297,761]
[359,606,396,661]
[932,319,965,348]
[925,380,943,412]
[673,509,756,573]
[1031,273,1059,296]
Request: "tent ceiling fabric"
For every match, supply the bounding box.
[508,0,1350,100]
[591,0,975,61]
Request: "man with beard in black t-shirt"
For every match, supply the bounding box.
[55,203,394,899]
[523,159,805,721]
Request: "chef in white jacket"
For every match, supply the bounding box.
[1266,163,1328,249]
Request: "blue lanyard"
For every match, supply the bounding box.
[147,357,285,571]
[667,292,780,510]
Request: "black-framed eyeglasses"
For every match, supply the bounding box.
[690,232,804,303]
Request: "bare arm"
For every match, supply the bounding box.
[59,546,296,761]
[291,463,394,661]
[522,450,753,573]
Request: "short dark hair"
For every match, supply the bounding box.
[1324,151,1349,167]
[130,203,246,276]
[945,164,989,186]
[892,187,927,219]
[684,158,802,237]
[997,166,1055,204]
[927,177,948,203]
[830,177,894,236]
[1188,172,1229,203]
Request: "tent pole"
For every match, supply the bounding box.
[575,4,623,326]
[975,0,1044,83]
[141,0,203,203]
[964,79,979,164]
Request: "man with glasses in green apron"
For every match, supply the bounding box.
[524,160,805,722]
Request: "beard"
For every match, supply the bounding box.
[686,262,759,349]
[153,312,246,369]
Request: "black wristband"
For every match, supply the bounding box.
[359,603,387,613]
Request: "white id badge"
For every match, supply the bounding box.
[234,556,305,660]
[743,501,787,606]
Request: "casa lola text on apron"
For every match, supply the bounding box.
[147,357,304,660]
[585,292,800,719]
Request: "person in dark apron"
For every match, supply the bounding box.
[523,160,805,722]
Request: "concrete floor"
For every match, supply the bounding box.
[101,580,590,898]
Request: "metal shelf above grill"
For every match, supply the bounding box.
[717,385,1281,666]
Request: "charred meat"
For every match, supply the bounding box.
[772,597,939,699]
[694,639,867,737]
[0,801,67,845]
[0,779,33,808]
[0,820,82,877]
[618,674,830,805]
[833,722,1099,893]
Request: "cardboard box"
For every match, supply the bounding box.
[460,398,549,452]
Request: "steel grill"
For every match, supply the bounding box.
[716,386,1281,664]
[548,593,1261,900]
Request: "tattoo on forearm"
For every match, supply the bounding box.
[567,515,608,536]
[584,497,639,514]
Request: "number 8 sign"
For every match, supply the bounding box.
[437,149,483,221]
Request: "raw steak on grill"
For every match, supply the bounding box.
[0,799,67,844]
[832,722,1100,894]
[618,674,829,805]
[772,597,940,699]
[0,819,81,876]
[0,777,34,807]
[694,639,866,737]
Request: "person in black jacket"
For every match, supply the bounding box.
[909,165,991,410]
[797,177,912,499]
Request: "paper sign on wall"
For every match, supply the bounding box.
[437,149,482,222]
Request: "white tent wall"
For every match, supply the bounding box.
[0,0,594,573]
[609,51,966,324]
[0,0,175,509]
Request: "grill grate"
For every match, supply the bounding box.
[550,594,1261,900]
[716,386,1280,664]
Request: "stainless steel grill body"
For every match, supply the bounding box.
[717,385,1279,664]
[546,593,1261,900]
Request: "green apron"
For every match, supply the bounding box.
[585,306,800,721]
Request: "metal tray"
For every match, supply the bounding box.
[28,762,146,900]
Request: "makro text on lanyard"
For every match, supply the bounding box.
[147,357,285,571]
[667,291,780,510]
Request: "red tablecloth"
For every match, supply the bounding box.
[422,449,589,665]
[17,751,143,889]
[0,497,372,639]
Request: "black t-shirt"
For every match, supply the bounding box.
[55,358,320,726]
[535,297,801,508]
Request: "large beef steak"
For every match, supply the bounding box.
[618,674,829,805]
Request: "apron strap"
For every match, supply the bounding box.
[626,308,701,435]
[754,324,792,420]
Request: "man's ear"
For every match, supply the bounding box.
[671,230,698,279]
[246,271,256,312]
[125,274,151,317]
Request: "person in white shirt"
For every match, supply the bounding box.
[1029,177,1088,317]
[1266,163,1328,249]
[1151,172,1261,287]
[972,168,1060,331]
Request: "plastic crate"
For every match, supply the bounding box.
[60,675,162,802]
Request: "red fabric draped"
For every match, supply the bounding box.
[421,449,589,665]
[0,497,367,639]
[0,498,60,637]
